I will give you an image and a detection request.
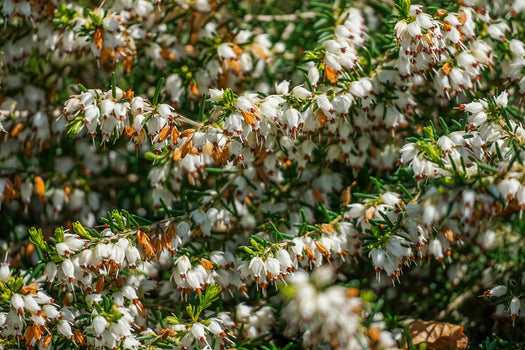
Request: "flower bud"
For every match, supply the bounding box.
[483,285,507,297]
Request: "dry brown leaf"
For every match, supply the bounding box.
[422,32,434,46]
[34,176,46,201]
[3,178,16,200]
[171,126,180,144]
[325,64,339,84]
[189,81,200,96]
[20,283,38,295]
[100,46,115,64]
[251,44,269,59]
[441,62,451,75]
[202,142,213,156]
[341,186,352,206]
[43,333,52,347]
[316,109,327,128]
[241,110,257,126]
[180,129,195,138]
[160,47,176,61]
[365,206,375,223]
[304,245,316,261]
[123,88,134,99]
[232,44,243,55]
[180,139,193,158]
[125,125,134,138]
[312,188,324,203]
[122,54,134,73]
[458,12,467,25]
[93,28,103,50]
[314,241,330,258]
[73,328,85,345]
[200,258,215,271]
[320,223,335,233]
[157,125,171,143]
[444,228,454,241]
[407,321,468,350]
[172,147,182,162]
[96,276,105,294]
[346,287,359,298]
[10,123,24,137]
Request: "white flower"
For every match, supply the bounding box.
[58,319,73,339]
[487,22,509,41]
[399,143,417,164]
[10,294,24,314]
[125,246,141,268]
[158,104,174,120]
[292,86,311,99]
[0,262,11,282]
[206,319,224,336]
[61,259,75,282]
[509,39,525,56]
[386,236,408,258]
[394,21,408,39]
[429,239,444,261]
[276,249,294,273]
[46,262,57,282]
[175,255,191,278]
[495,91,508,108]
[461,101,485,114]
[100,99,114,119]
[121,285,139,302]
[123,336,141,349]
[265,257,280,280]
[42,304,60,319]
[79,91,95,108]
[484,285,507,297]
[93,315,108,336]
[208,89,224,101]
[23,295,40,313]
[369,248,386,271]
[248,257,265,280]
[217,44,236,59]
[407,21,422,38]
[131,96,145,114]
[498,178,521,201]
[275,81,290,95]
[510,297,520,325]
[190,322,207,343]
[479,230,497,250]
[308,66,320,87]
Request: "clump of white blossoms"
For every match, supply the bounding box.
[282,267,396,349]
[1,0,525,348]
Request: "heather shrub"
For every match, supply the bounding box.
[0,0,524,349]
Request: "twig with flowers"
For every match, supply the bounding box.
[1,0,525,349]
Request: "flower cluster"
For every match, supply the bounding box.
[0,261,71,347]
[2,0,525,348]
[282,267,397,349]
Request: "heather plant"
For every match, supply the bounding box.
[0,0,524,349]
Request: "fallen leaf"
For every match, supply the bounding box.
[407,320,468,350]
